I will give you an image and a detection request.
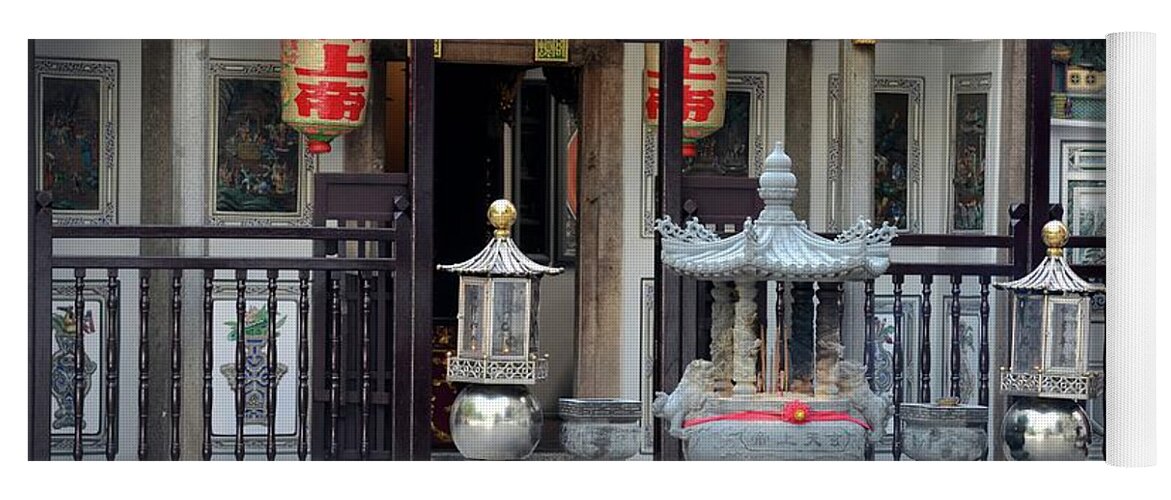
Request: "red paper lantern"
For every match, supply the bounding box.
[281,39,371,154]
[645,40,727,158]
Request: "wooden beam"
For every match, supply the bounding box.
[433,39,609,67]
[408,39,436,461]
[574,40,624,398]
[653,40,685,462]
[785,40,814,222]
[29,39,51,462]
[1026,40,1053,267]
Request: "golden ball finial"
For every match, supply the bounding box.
[487,199,517,238]
[1042,220,1069,256]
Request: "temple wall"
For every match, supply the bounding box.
[619,43,654,449]
[38,39,143,460]
[37,39,1046,458]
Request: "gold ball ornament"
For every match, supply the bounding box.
[487,199,517,238]
[1042,220,1070,256]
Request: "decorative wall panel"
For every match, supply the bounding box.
[827,75,923,232]
[34,58,119,225]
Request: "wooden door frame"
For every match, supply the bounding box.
[408,40,436,460]
[422,39,632,439]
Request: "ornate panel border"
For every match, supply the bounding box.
[1061,140,1106,173]
[206,60,316,226]
[208,280,305,453]
[827,74,924,232]
[49,282,110,455]
[639,277,655,453]
[1067,180,1107,265]
[946,73,992,234]
[34,58,119,226]
[641,72,768,237]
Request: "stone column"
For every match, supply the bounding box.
[710,281,735,394]
[785,40,814,222]
[838,40,876,364]
[732,281,760,396]
[992,39,1028,460]
[172,39,210,460]
[140,39,174,461]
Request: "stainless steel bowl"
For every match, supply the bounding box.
[1002,398,1090,461]
[450,384,542,460]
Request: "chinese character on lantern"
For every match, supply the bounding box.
[645,40,727,158]
[281,39,371,154]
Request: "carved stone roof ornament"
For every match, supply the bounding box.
[437,199,564,277]
[654,142,896,282]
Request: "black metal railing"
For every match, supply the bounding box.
[30,192,403,460]
[866,204,1104,460]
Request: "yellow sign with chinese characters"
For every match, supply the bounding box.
[534,39,569,63]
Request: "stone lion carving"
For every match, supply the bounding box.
[652,359,715,439]
[836,360,892,444]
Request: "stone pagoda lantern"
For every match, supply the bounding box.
[997,219,1104,461]
[652,142,896,460]
[439,199,563,460]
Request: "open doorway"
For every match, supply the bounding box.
[430,63,580,451]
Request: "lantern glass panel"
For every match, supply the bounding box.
[1012,295,1045,372]
[491,279,530,358]
[1047,298,1083,372]
[459,279,486,356]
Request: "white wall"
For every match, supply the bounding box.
[38,40,347,459]
[809,40,1010,407]
[620,43,653,404]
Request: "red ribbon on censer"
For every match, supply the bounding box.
[683,400,871,430]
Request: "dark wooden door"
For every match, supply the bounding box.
[307,41,436,461]
[309,173,414,460]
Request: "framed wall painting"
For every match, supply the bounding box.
[1067,180,1107,265]
[208,280,303,454]
[1060,139,1106,266]
[35,58,119,225]
[49,282,109,455]
[207,60,315,226]
[641,72,768,237]
[947,73,992,233]
[685,72,769,177]
[827,75,924,232]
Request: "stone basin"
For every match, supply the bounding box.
[683,393,869,461]
[558,398,642,461]
[900,401,988,461]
